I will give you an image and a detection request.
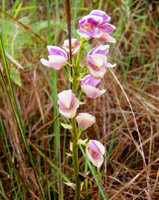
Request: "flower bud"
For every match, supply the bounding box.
[76,113,96,130]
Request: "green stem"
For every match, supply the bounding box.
[71,117,81,200]
[71,38,86,200]
[98,0,102,10]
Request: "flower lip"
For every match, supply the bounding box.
[81,75,105,98]
[86,61,106,79]
[81,85,106,98]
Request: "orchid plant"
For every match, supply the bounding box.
[40,9,116,200]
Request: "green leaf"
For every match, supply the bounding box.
[10,67,22,87]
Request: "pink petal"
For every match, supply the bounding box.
[86,147,97,166]
[62,38,80,56]
[48,55,67,70]
[47,45,67,58]
[81,85,96,98]
[77,30,91,39]
[88,45,109,56]
[81,85,105,98]
[59,97,79,118]
[81,75,100,86]
[88,140,101,154]
[97,32,116,43]
[99,23,116,34]
[93,154,104,168]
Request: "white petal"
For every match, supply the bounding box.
[81,85,105,98]
[72,45,80,56]
[97,32,116,43]
[105,63,116,68]
[40,58,50,67]
[58,89,73,109]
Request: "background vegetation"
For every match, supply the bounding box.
[0,0,159,199]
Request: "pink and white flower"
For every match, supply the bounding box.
[62,38,80,56]
[76,113,96,130]
[77,9,116,43]
[40,46,68,70]
[58,89,79,118]
[86,140,105,168]
[86,45,116,79]
[81,75,106,98]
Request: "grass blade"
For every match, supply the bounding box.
[0,35,45,200]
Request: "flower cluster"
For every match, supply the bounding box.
[40,10,116,168]
[77,10,116,43]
